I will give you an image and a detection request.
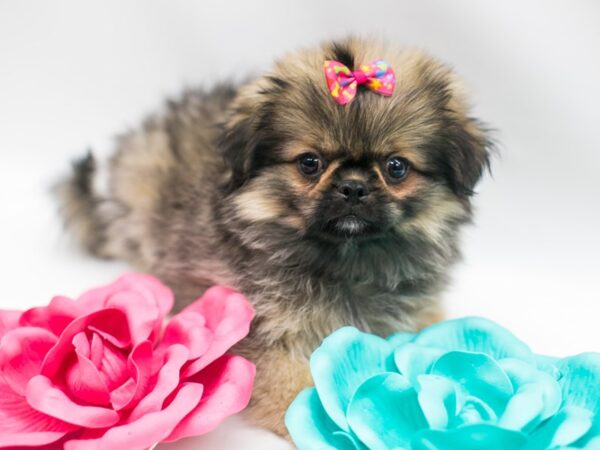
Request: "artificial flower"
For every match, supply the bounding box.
[286,317,600,450]
[0,273,255,450]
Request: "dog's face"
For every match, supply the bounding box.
[220,38,491,249]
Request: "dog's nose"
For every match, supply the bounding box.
[337,180,369,202]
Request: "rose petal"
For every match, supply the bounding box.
[416,374,457,429]
[0,326,57,395]
[308,326,395,432]
[455,395,498,425]
[19,296,82,336]
[499,383,545,431]
[0,309,21,337]
[180,286,254,377]
[0,379,77,447]
[110,378,136,411]
[413,317,534,362]
[26,375,120,428]
[64,382,203,450]
[331,432,365,450]
[554,354,600,448]
[165,354,255,441]
[160,312,212,360]
[527,405,593,449]
[65,338,111,406]
[535,354,561,379]
[430,351,514,417]
[386,331,415,347]
[77,273,174,343]
[347,373,427,450]
[111,340,153,411]
[285,388,361,450]
[104,291,161,345]
[394,342,445,384]
[557,353,600,413]
[412,423,528,450]
[70,332,128,394]
[128,344,189,422]
[500,357,562,423]
[584,436,600,449]
[95,335,129,391]
[89,332,103,367]
[41,308,130,379]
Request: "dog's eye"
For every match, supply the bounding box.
[298,153,323,176]
[386,157,410,181]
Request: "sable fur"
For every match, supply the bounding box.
[56,37,492,435]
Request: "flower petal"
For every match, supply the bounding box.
[19,296,82,336]
[525,406,593,450]
[584,436,600,449]
[347,373,427,450]
[41,308,130,379]
[26,375,120,428]
[500,357,562,423]
[181,286,254,378]
[0,326,57,395]
[455,395,498,425]
[394,342,445,384]
[430,351,513,417]
[113,340,153,411]
[412,424,528,450]
[160,311,212,360]
[0,309,21,336]
[285,388,361,450]
[110,378,136,411]
[128,344,190,422]
[64,382,204,450]
[499,383,545,431]
[77,273,174,318]
[556,353,600,413]
[555,353,600,448]
[104,291,161,346]
[413,317,534,361]
[416,374,457,428]
[94,334,129,391]
[386,331,415,347]
[165,354,255,441]
[65,335,111,406]
[77,273,174,344]
[535,354,561,379]
[0,379,77,447]
[309,326,395,432]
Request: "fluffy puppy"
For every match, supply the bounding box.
[56,36,492,436]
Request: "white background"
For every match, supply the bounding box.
[1,1,599,449]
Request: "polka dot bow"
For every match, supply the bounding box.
[323,59,396,105]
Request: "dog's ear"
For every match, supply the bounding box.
[419,72,494,197]
[218,77,286,190]
[218,113,258,190]
[218,88,261,190]
[436,114,493,197]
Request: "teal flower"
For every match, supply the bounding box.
[285,317,600,450]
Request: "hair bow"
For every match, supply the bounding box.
[323,59,395,105]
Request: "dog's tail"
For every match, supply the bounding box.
[54,151,118,258]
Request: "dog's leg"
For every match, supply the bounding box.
[241,348,312,438]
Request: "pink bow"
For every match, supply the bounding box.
[323,59,396,105]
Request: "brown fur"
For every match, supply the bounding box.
[55,37,492,436]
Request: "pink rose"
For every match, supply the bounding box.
[0,273,255,449]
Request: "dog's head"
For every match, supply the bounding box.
[219,37,492,250]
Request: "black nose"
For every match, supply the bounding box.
[337,180,369,202]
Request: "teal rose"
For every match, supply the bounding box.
[285,317,600,450]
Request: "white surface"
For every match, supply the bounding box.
[1,1,599,448]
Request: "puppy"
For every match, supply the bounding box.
[56,36,492,436]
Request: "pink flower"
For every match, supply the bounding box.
[0,274,255,450]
